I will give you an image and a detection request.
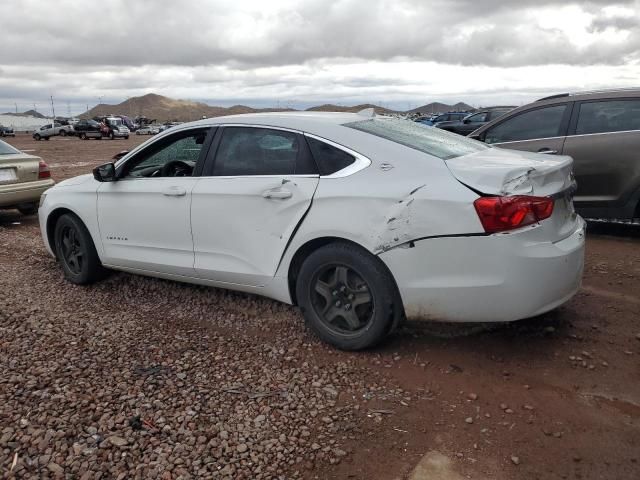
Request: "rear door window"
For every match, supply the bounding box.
[484,105,567,144]
[212,127,317,176]
[575,99,640,135]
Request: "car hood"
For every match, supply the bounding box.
[54,173,94,188]
[445,147,574,197]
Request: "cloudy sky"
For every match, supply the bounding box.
[1,0,638,115]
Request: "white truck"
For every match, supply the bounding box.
[32,122,74,140]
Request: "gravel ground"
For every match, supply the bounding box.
[1,135,639,479]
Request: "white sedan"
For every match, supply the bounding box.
[38,111,585,350]
[136,125,160,135]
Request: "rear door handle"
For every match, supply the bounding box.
[162,186,187,197]
[262,188,292,199]
[537,148,558,155]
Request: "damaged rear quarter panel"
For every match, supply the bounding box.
[276,140,485,277]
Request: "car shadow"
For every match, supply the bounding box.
[0,209,38,227]
[586,220,640,239]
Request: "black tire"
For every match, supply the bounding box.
[80,132,87,140]
[60,130,67,137]
[295,242,401,350]
[109,132,115,140]
[44,136,50,141]
[34,134,41,141]
[17,203,38,215]
[53,214,105,285]
[124,136,129,140]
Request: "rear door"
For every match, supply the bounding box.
[191,126,319,286]
[481,103,572,155]
[561,98,640,213]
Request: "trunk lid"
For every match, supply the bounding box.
[0,152,41,185]
[446,147,579,241]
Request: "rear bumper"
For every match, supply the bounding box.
[0,179,55,208]
[379,218,586,323]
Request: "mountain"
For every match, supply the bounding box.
[2,109,47,118]
[305,103,397,114]
[406,102,474,114]
[81,94,294,122]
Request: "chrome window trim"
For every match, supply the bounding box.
[492,135,565,145]
[569,128,640,139]
[303,133,371,178]
[492,128,640,146]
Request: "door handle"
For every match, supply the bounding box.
[262,188,292,199]
[537,148,558,155]
[162,186,187,197]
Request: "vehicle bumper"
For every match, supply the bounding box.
[112,131,130,137]
[379,218,586,323]
[0,179,55,208]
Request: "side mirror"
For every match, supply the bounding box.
[93,162,117,182]
[112,150,129,160]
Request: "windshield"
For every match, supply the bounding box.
[346,118,489,160]
[0,140,20,155]
[107,119,122,127]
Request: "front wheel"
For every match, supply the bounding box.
[296,242,402,350]
[54,214,106,284]
[34,134,41,141]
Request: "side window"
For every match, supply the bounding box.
[484,105,567,144]
[468,113,487,123]
[212,127,316,176]
[575,100,640,135]
[306,137,356,175]
[122,129,209,178]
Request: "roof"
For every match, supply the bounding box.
[536,88,640,103]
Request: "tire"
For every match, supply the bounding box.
[53,213,105,285]
[80,132,87,140]
[60,130,67,137]
[34,134,41,141]
[17,203,38,215]
[44,136,50,141]
[110,132,115,140]
[124,136,129,140]
[295,242,401,350]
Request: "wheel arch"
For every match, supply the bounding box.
[46,207,87,258]
[286,236,402,308]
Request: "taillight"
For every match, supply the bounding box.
[38,160,51,179]
[474,195,554,233]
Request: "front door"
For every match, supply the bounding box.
[191,126,319,286]
[97,127,213,276]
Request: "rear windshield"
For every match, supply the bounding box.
[346,118,488,160]
[0,140,19,155]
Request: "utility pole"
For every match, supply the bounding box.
[50,95,56,120]
[15,103,18,114]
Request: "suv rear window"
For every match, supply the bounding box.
[346,118,488,160]
[575,99,640,135]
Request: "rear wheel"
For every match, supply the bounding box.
[60,130,67,137]
[34,134,41,141]
[296,242,401,350]
[124,136,129,140]
[53,214,105,284]
[44,136,50,141]
[109,132,115,140]
[80,132,87,140]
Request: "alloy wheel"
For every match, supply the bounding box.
[60,226,84,275]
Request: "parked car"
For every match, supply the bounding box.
[470,90,640,221]
[0,139,54,215]
[437,107,515,135]
[95,116,130,140]
[136,125,160,135]
[0,125,16,137]
[74,119,103,140]
[39,112,584,350]
[33,123,63,140]
[417,112,468,127]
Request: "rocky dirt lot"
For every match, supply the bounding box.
[1,134,639,479]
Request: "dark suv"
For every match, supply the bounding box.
[470,89,640,221]
[436,107,515,135]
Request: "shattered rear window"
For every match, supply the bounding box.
[346,118,489,160]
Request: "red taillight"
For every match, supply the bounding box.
[474,195,554,233]
[38,160,51,179]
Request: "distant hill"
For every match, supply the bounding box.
[306,103,397,114]
[407,102,474,114]
[78,93,478,122]
[2,109,47,119]
[81,93,293,122]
